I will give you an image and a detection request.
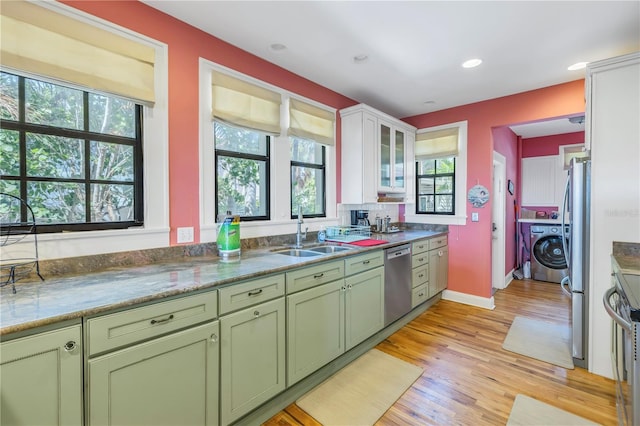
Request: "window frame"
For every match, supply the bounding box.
[199,59,338,242]
[290,137,326,219]
[415,157,456,215]
[405,120,468,226]
[0,0,169,260]
[214,123,271,222]
[0,71,145,233]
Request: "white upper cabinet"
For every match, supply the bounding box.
[340,104,416,203]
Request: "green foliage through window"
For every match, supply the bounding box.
[416,157,455,215]
[290,137,325,218]
[0,71,143,231]
[214,122,269,220]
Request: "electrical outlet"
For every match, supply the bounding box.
[177,227,194,243]
[471,212,479,222]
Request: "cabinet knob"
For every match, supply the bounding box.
[63,341,77,352]
[254,310,260,317]
[438,250,443,256]
[210,333,218,343]
[348,284,353,290]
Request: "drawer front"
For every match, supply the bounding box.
[286,260,344,294]
[412,265,429,288]
[87,291,218,356]
[412,284,428,308]
[429,235,448,250]
[344,250,384,276]
[412,252,429,269]
[412,240,429,255]
[219,274,285,315]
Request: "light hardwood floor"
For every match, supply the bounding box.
[264,279,617,425]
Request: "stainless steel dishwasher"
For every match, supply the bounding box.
[384,244,412,326]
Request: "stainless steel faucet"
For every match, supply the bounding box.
[295,206,307,248]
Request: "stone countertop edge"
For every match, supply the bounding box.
[0,230,445,336]
[612,241,640,276]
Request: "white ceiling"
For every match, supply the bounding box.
[142,0,639,137]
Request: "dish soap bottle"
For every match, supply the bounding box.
[217,210,241,260]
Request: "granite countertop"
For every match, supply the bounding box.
[0,230,443,336]
[612,241,640,275]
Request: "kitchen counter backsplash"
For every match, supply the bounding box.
[12,223,446,283]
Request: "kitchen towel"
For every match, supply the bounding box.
[507,394,600,425]
[296,349,423,425]
[347,239,388,247]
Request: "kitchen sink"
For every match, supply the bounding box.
[307,245,353,254]
[271,243,354,257]
[273,248,322,257]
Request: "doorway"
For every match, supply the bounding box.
[492,151,507,289]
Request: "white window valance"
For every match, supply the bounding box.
[211,71,281,135]
[0,0,156,105]
[288,98,335,146]
[415,127,459,160]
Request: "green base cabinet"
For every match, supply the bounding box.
[87,321,220,426]
[345,266,384,350]
[1,325,83,426]
[220,298,286,425]
[287,279,345,386]
[429,245,449,297]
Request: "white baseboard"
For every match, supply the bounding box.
[504,269,514,288]
[441,289,496,310]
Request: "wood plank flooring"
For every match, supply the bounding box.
[264,279,617,425]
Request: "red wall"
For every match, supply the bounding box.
[62,0,357,245]
[402,81,585,299]
[522,131,585,158]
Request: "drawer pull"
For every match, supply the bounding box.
[362,260,370,265]
[254,310,260,317]
[210,333,218,343]
[150,314,174,325]
[313,273,324,279]
[64,341,77,352]
[418,273,424,278]
[248,289,263,296]
[418,292,424,297]
[418,257,424,262]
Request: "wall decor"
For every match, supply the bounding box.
[508,179,514,195]
[467,184,490,207]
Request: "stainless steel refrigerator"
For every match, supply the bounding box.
[561,157,590,369]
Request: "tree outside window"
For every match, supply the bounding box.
[290,137,325,218]
[0,72,142,231]
[214,121,269,221]
[416,157,455,214]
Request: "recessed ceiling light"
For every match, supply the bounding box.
[270,43,287,52]
[568,62,588,71]
[462,58,482,68]
[423,100,436,105]
[353,54,369,64]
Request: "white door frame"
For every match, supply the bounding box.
[492,152,507,289]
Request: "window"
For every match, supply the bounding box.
[0,71,143,232]
[290,137,325,218]
[214,121,269,221]
[416,158,455,214]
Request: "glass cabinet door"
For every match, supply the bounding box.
[379,124,391,188]
[394,129,405,189]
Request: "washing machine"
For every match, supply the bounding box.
[530,224,569,283]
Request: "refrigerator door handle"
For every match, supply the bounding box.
[560,276,572,297]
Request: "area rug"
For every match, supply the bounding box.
[507,394,600,425]
[296,349,423,426]
[502,316,574,369]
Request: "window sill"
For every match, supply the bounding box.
[9,227,171,260]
